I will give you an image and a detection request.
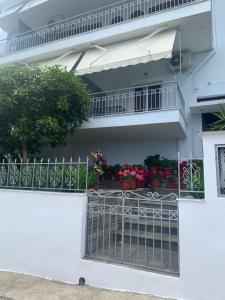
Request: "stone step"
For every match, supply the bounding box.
[117,229,178,243]
[124,218,178,228]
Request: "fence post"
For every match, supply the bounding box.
[178,152,181,198]
[85,157,89,192]
[121,193,125,262]
[78,157,81,190]
[190,152,193,191]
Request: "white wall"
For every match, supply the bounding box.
[1,132,225,300]
[0,190,87,283]
[80,131,225,300]
[43,137,179,164]
[194,0,225,98]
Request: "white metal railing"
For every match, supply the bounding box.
[0,157,90,192]
[178,155,205,199]
[0,0,204,56]
[86,190,179,275]
[90,82,185,117]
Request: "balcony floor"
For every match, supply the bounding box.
[79,110,187,142]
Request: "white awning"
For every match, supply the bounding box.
[40,28,177,75]
[20,0,50,12]
[0,0,49,18]
[0,3,22,18]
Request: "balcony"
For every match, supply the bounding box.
[80,82,187,139]
[0,0,207,57]
[89,82,185,118]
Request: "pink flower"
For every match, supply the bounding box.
[123,170,129,176]
[131,170,137,177]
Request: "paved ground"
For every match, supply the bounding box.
[0,272,173,300]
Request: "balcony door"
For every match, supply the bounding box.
[134,85,162,112]
[134,87,146,112]
[148,84,162,110]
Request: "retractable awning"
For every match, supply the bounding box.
[0,0,49,18]
[40,28,177,75]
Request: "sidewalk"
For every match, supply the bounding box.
[0,272,173,300]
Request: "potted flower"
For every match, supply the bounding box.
[91,150,105,180]
[144,154,160,175]
[130,169,137,189]
[150,176,162,188]
[159,159,176,178]
[167,177,179,190]
[136,173,145,188]
[133,166,145,188]
[119,169,136,190]
[167,177,185,190]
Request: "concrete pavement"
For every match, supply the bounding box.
[0,271,173,300]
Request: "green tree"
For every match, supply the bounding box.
[209,105,225,131]
[0,64,90,161]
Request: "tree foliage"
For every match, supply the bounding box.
[209,105,225,131]
[0,64,90,160]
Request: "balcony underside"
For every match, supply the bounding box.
[78,110,187,142]
[190,100,225,114]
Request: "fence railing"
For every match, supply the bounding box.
[178,155,205,199]
[86,190,179,275]
[90,82,185,117]
[0,0,204,56]
[0,157,89,192]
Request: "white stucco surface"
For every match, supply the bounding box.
[0,191,87,282]
[1,132,225,300]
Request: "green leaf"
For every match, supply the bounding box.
[0,64,90,158]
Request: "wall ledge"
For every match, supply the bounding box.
[0,188,86,197]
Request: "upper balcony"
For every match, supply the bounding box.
[0,0,211,63]
[81,82,187,138]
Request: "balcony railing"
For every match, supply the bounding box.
[0,0,203,56]
[89,82,185,118]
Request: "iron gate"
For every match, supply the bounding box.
[85,190,179,275]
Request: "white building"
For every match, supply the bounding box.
[0,0,223,164]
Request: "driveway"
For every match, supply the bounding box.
[0,272,173,300]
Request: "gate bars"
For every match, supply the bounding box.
[86,190,179,275]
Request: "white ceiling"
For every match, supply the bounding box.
[73,122,186,143]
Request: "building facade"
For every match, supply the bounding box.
[0,0,223,164]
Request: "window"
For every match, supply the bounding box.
[216,146,225,197]
[134,85,162,112]
[202,113,219,131]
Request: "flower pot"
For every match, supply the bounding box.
[168,183,185,190]
[136,181,145,188]
[130,180,137,190]
[163,168,173,178]
[149,166,158,176]
[120,180,131,190]
[167,183,179,190]
[151,177,160,188]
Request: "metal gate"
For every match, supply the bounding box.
[85,190,179,275]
